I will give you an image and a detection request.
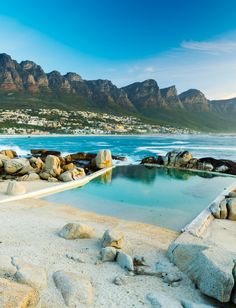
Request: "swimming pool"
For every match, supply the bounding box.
[44,165,236,231]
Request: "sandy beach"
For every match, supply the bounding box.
[0,179,234,307]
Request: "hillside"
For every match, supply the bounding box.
[0,53,236,132]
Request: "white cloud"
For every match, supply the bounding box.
[181,39,236,54]
[144,66,158,73]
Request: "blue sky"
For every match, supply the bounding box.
[1,0,236,99]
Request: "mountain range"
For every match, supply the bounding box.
[0,53,236,132]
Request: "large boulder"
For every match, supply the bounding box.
[59,168,86,182]
[29,157,44,170]
[59,223,93,239]
[44,155,61,177]
[12,257,47,290]
[232,263,236,304]
[0,149,17,159]
[227,198,236,220]
[95,150,112,169]
[0,154,9,168]
[53,270,94,307]
[3,158,33,175]
[168,243,235,303]
[101,229,124,249]
[175,151,193,167]
[6,181,26,195]
[17,173,40,182]
[0,278,39,308]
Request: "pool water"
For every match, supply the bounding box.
[44,165,236,231]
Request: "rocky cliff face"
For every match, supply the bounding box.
[122,79,166,113]
[0,53,236,131]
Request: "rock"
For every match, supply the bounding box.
[0,149,17,159]
[53,270,94,307]
[42,150,61,157]
[215,165,229,173]
[0,278,39,308]
[17,173,40,181]
[140,156,158,164]
[165,151,179,166]
[175,151,193,167]
[62,163,76,171]
[162,272,182,284]
[101,229,124,249]
[0,154,9,168]
[181,300,214,308]
[59,168,85,182]
[6,181,26,195]
[65,152,97,163]
[0,255,17,278]
[48,177,59,182]
[31,149,47,155]
[146,292,182,308]
[3,158,32,175]
[116,251,134,271]
[209,202,221,219]
[168,243,235,303]
[186,158,198,169]
[101,247,117,262]
[45,155,61,176]
[59,223,93,239]
[95,150,112,169]
[12,257,47,290]
[219,199,228,219]
[228,191,236,198]
[227,198,236,220]
[39,171,52,180]
[232,263,236,304]
[29,157,44,170]
[197,162,214,172]
[113,276,127,285]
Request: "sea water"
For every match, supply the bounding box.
[0,134,236,162]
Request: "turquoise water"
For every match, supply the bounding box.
[45,165,236,230]
[0,134,236,162]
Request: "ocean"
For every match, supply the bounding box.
[0,134,236,163]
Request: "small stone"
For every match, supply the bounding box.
[162,272,182,284]
[59,223,93,239]
[59,168,85,182]
[101,229,124,249]
[0,255,17,278]
[17,173,40,181]
[101,247,117,262]
[113,276,127,285]
[6,181,26,196]
[116,251,134,271]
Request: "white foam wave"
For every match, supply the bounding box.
[0,145,29,156]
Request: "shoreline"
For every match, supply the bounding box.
[0,132,236,138]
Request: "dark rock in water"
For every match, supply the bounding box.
[141,156,158,164]
[31,149,61,157]
[140,156,164,165]
[198,157,236,175]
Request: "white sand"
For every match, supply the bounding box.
[0,197,218,308]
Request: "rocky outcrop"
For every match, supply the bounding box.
[179,89,210,112]
[141,150,236,175]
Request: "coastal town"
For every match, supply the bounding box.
[0,108,196,135]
